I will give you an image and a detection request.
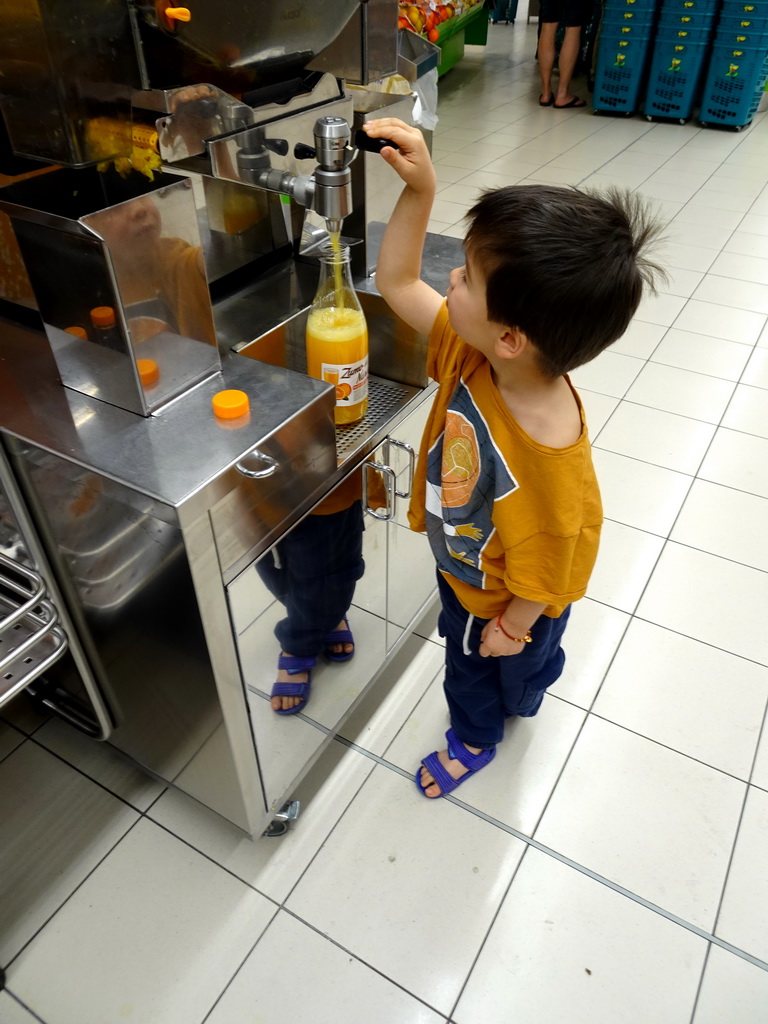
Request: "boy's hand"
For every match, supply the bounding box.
[361,118,436,195]
[479,619,527,658]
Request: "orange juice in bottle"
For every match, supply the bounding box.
[306,240,368,426]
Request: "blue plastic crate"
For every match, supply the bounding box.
[717,11,768,29]
[602,7,659,26]
[657,9,718,26]
[713,26,768,44]
[699,42,768,125]
[717,1,768,14]
[655,21,716,38]
[603,0,659,9]
[593,31,655,111]
[660,0,719,9]
[642,37,711,118]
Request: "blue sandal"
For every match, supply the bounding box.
[416,728,496,798]
[323,617,355,663]
[271,654,315,715]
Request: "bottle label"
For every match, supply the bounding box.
[322,356,368,407]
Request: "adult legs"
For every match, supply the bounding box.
[553,24,584,106]
[537,22,584,106]
[537,21,559,104]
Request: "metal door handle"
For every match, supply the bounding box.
[363,460,396,521]
[236,450,279,479]
[388,437,416,499]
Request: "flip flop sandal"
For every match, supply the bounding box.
[323,617,355,663]
[539,95,554,106]
[553,97,587,109]
[415,727,497,798]
[271,653,316,715]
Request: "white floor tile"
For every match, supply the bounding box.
[454,847,706,1024]
[384,675,585,835]
[611,319,666,359]
[651,328,753,381]
[593,402,716,474]
[672,479,768,572]
[709,250,768,286]
[725,229,768,260]
[206,911,445,1024]
[586,519,664,613]
[720,385,768,436]
[691,275,768,316]
[624,361,735,422]
[657,266,705,298]
[657,240,719,272]
[638,543,768,668]
[591,448,692,535]
[594,618,768,778]
[286,766,526,1015]
[536,716,745,927]
[741,347,768,390]
[554,598,630,709]
[699,428,768,500]
[752,719,768,792]
[671,299,766,344]
[0,741,139,965]
[0,994,40,1024]
[716,785,768,962]
[568,351,643,398]
[693,944,768,1024]
[579,388,620,436]
[9,818,277,1024]
[633,291,687,327]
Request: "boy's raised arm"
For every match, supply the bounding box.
[362,118,444,337]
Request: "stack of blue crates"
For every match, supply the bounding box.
[643,0,720,120]
[593,0,661,114]
[699,0,768,128]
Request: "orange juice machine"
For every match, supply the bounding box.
[0,0,438,835]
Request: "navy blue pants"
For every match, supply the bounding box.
[437,572,571,749]
[256,501,365,659]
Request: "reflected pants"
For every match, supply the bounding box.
[256,501,365,659]
[437,572,570,749]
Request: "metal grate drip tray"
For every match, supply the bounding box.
[335,375,419,463]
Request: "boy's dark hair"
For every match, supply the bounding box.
[464,185,665,378]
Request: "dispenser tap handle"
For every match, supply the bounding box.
[353,129,401,155]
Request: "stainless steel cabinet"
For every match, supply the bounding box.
[226,417,437,817]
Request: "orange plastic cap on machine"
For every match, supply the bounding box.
[212,389,250,420]
[90,306,116,328]
[136,358,160,387]
[64,326,88,339]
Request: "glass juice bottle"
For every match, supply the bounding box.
[306,242,368,426]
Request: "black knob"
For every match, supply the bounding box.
[354,129,400,154]
[294,143,317,161]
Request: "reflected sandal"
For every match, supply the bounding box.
[271,654,315,715]
[415,727,496,798]
[323,617,355,663]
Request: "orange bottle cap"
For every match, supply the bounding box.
[90,306,116,328]
[165,6,191,22]
[136,358,160,387]
[64,326,88,339]
[212,389,249,419]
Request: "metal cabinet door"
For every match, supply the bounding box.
[226,447,389,816]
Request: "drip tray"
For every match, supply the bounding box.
[335,376,420,465]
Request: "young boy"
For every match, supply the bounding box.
[363,117,662,799]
